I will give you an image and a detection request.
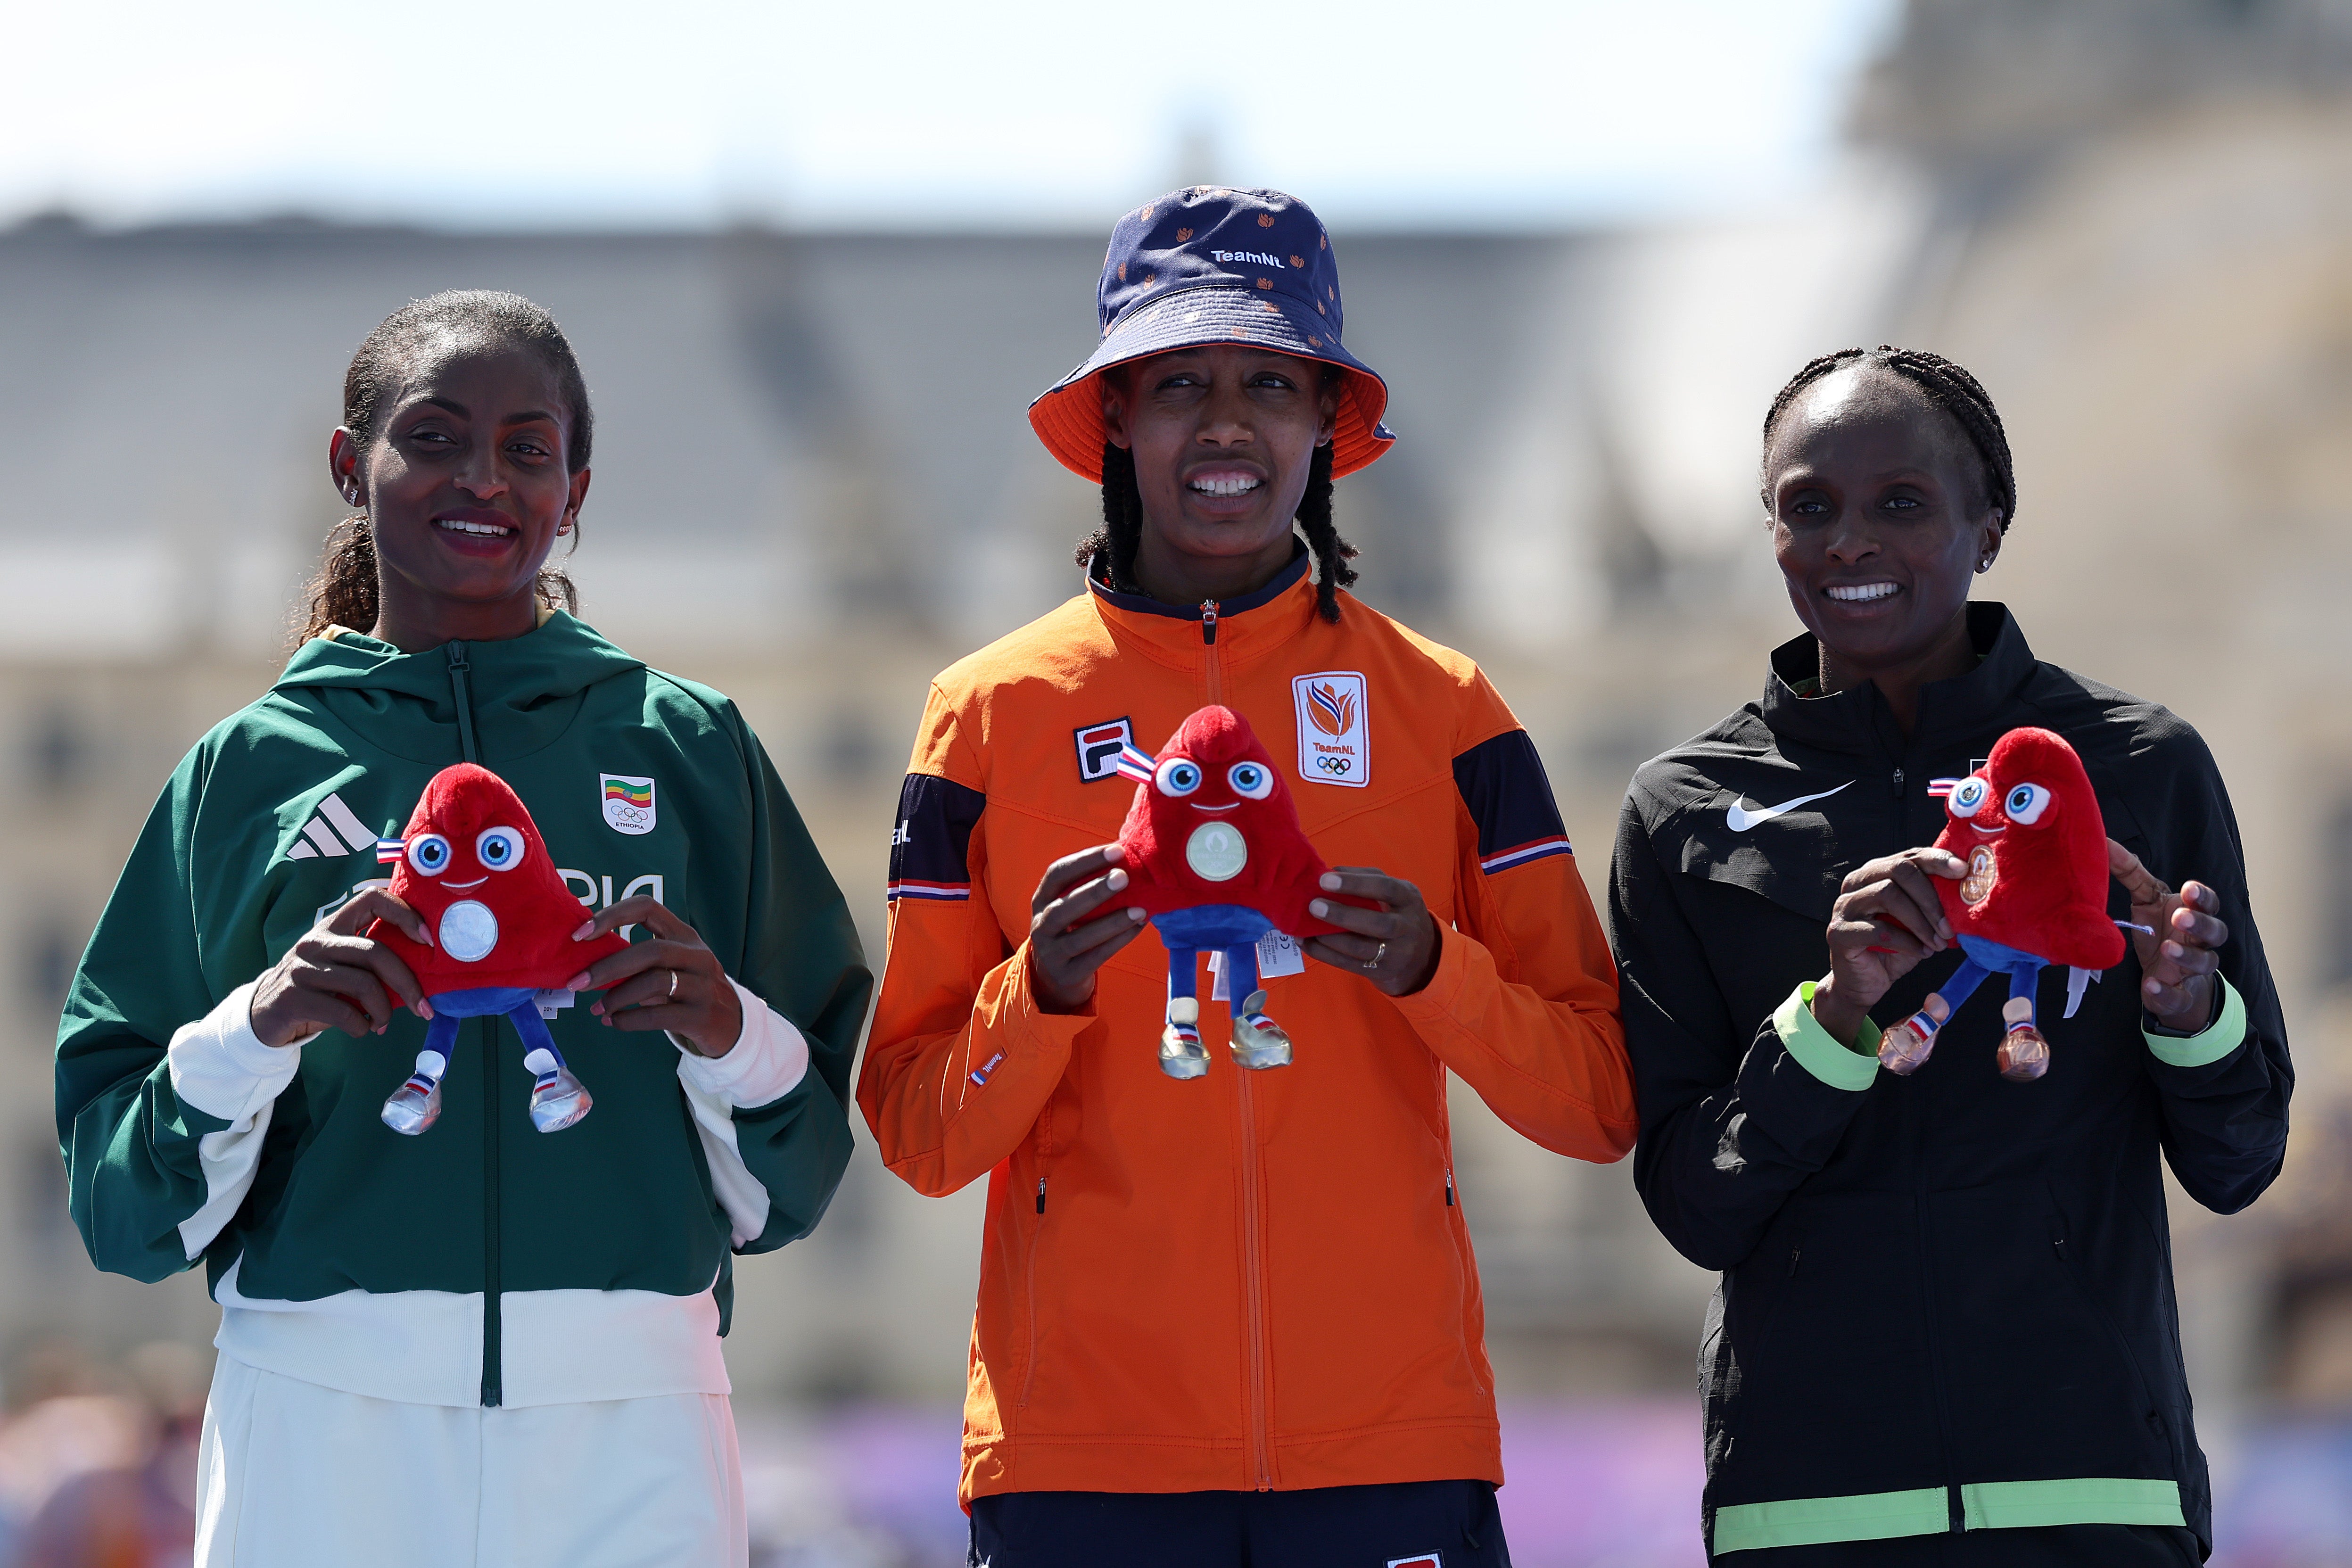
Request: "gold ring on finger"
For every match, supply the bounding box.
[1364,941,1387,971]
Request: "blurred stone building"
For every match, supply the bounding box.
[0,0,2346,1442]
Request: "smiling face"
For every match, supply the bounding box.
[329,338,589,640]
[385,763,553,927]
[1763,365,2005,677]
[1102,345,1337,595]
[1135,706,1298,878]
[1929,726,2124,969]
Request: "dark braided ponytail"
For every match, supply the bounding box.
[1760,345,2016,528]
[1073,439,1358,623]
[1292,444,1355,621]
[297,290,592,645]
[1081,442,1148,595]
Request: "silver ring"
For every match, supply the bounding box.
[667,969,680,1000]
[1364,942,1387,971]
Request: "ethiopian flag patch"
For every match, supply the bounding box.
[600,773,657,835]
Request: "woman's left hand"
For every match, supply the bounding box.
[1304,868,1442,998]
[2107,839,2228,1032]
[565,896,744,1059]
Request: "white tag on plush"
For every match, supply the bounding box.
[534,988,577,1020]
[1208,930,1307,1000]
[2063,967,2099,1020]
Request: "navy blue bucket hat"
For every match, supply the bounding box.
[1029,187,1396,481]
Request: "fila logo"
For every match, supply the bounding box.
[1388,1555,1443,1567]
[284,792,381,861]
[1075,717,1135,783]
[1292,671,1369,788]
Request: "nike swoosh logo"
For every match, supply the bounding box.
[1726,781,1852,831]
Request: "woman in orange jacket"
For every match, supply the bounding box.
[857,187,1636,1568]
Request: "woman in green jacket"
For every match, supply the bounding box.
[54,291,869,1568]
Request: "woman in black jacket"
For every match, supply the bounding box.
[1609,346,2290,1565]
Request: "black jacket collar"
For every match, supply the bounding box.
[1759,602,2038,760]
[1084,540,1312,622]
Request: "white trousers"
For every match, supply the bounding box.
[194,1355,747,1568]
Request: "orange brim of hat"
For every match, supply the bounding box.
[1027,285,1396,482]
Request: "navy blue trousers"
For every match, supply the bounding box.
[970,1481,1509,1568]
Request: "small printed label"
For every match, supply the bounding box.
[1388,1555,1444,1568]
[1209,930,1307,1000]
[533,989,576,1020]
[1293,671,1369,787]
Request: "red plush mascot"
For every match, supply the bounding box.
[1879,727,2130,1082]
[367,763,628,1134]
[1112,705,1353,1079]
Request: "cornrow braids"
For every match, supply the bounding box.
[1074,442,1148,594]
[1071,441,1358,623]
[1760,345,2017,530]
[1294,443,1354,622]
[297,289,593,645]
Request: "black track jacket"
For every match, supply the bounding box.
[1609,604,2290,1560]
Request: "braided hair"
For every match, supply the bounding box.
[1074,440,1357,623]
[297,290,593,644]
[1759,346,2016,529]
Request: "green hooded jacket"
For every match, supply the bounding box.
[56,614,868,1408]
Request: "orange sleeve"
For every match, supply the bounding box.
[1388,677,1636,1163]
[855,686,1092,1197]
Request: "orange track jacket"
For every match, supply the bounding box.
[858,553,1635,1505]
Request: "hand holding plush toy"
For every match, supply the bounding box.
[369,763,627,1134]
[1113,705,1360,1079]
[1879,727,2130,1082]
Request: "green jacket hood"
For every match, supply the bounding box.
[272,612,648,767]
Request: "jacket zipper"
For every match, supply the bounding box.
[1238,1066,1271,1488]
[1204,595,1268,1485]
[1019,1173,1045,1410]
[1200,600,1223,704]
[449,643,503,1410]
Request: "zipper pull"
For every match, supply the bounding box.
[1444,1168,1455,1207]
[1036,1177,1047,1214]
[1200,600,1219,645]
[1890,766,1906,798]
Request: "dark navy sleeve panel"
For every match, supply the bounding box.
[888,773,984,904]
[1452,729,1573,873]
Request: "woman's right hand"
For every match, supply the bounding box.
[1028,845,1148,1014]
[248,890,434,1047]
[1811,847,1965,1046]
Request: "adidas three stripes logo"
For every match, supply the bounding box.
[285,793,380,861]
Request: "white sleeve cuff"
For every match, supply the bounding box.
[167,981,311,1124]
[671,979,810,1109]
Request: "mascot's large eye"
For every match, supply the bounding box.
[2005,782,2053,825]
[1155,758,1202,797]
[476,826,526,870]
[407,834,452,876]
[1947,776,1989,819]
[1227,761,1274,800]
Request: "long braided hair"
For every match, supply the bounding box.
[297,290,593,644]
[1759,346,2016,529]
[1074,439,1358,623]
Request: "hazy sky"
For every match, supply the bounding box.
[8,0,1899,231]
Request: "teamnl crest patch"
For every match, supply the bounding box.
[600,773,656,835]
[1293,672,1369,787]
[1074,718,1135,783]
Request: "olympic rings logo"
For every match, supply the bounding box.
[1315,755,1353,776]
